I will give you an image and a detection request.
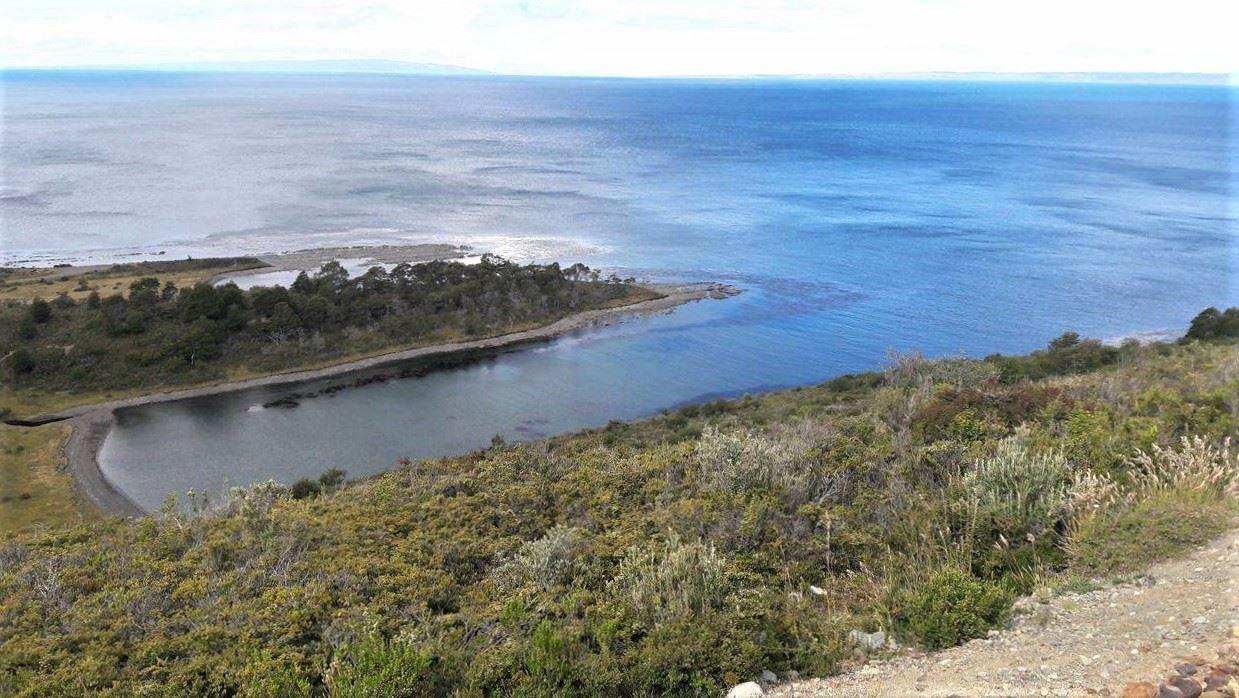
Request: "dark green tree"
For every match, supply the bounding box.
[28,298,51,324]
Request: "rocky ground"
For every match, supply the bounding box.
[744,527,1239,698]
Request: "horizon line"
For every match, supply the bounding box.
[3,63,1233,85]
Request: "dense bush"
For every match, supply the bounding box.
[896,568,1012,649]
[1184,306,1239,342]
[324,632,440,698]
[986,331,1120,382]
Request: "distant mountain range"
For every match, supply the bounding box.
[38,59,491,76]
[791,71,1229,85]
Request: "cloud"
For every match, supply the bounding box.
[2,0,1234,75]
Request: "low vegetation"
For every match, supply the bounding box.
[1065,436,1237,576]
[0,257,267,304]
[0,424,90,533]
[0,256,650,416]
[0,311,1234,696]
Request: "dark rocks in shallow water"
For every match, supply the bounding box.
[351,374,388,389]
[259,373,390,409]
[253,349,496,412]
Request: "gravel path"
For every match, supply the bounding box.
[770,527,1239,698]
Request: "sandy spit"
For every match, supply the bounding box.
[211,243,470,283]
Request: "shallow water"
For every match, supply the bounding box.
[3,73,1234,509]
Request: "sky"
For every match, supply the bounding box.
[2,0,1236,77]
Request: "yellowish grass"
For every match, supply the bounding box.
[0,261,266,303]
[0,423,93,533]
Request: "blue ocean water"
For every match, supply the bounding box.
[2,72,1235,508]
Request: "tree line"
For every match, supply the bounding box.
[1,256,646,396]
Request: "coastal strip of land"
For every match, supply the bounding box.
[32,282,737,518]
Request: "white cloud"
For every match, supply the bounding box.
[2,0,1234,75]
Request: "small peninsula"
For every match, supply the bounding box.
[0,254,673,420]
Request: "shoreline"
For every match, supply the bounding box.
[36,282,737,517]
[207,243,470,285]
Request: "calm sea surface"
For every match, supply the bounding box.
[2,72,1235,509]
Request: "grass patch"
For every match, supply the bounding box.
[0,258,267,304]
[1067,492,1235,578]
[0,423,91,533]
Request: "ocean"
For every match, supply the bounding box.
[2,71,1235,508]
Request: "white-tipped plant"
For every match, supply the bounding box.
[696,425,792,491]
[694,420,843,503]
[1066,470,1129,515]
[1129,436,1237,498]
[607,533,734,627]
[491,525,583,591]
[959,436,1072,538]
[221,479,288,518]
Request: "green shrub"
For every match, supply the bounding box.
[240,656,313,698]
[324,632,436,698]
[318,467,347,491]
[8,348,35,374]
[290,478,321,500]
[911,385,1064,443]
[1184,306,1239,342]
[521,620,581,696]
[897,569,1011,650]
[609,610,768,696]
[28,297,51,324]
[987,331,1119,381]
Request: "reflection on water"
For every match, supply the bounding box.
[102,300,797,511]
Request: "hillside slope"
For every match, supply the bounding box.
[772,528,1239,697]
[0,327,1235,696]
